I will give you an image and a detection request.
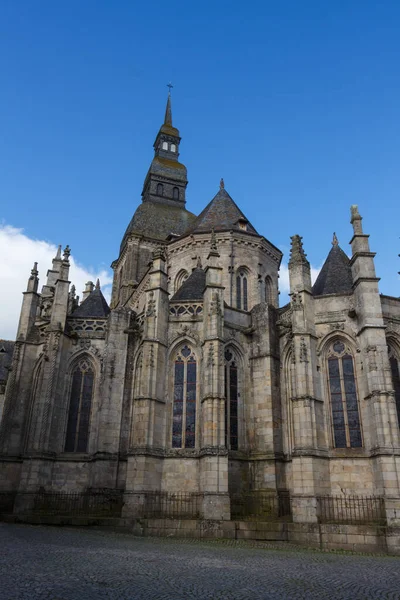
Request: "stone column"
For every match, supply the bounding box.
[123,247,169,516]
[349,205,400,524]
[288,235,329,523]
[200,232,230,520]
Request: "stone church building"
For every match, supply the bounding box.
[1,94,400,528]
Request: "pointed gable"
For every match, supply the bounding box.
[312,244,353,296]
[190,187,258,235]
[72,288,111,318]
[170,268,206,302]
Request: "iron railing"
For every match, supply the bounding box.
[34,490,124,516]
[230,491,291,521]
[316,495,386,525]
[1,490,123,517]
[136,491,203,519]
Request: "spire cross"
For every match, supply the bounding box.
[167,82,173,94]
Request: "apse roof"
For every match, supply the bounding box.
[170,268,206,302]
[190,187,258,235]
[312,243,353,296]
[72,287,111,318]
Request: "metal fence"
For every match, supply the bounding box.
[316,495,386,525]
[230,491,291,521]
[134,491,203,519]
[0,490,124,518]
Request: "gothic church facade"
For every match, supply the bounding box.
[1,95,400,524]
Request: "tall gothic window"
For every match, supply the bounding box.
[236,269,248,311]
[388,344,400,424]
[157,183,164,196]
[225,348,239,450]
[265,276,273,305]
[65,358,94,452]
[327,340,362,448]
[172,345,197,448]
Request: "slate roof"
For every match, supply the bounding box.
[72,288,111,318]
[312,244,353,296]
[170,268,206,302]
[0,340,15,383]
[190,188,258,235]
[121,202,196,251]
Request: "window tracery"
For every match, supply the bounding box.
[172,345,197,449]
[224,348,239,450]
[174,269,189,292]
[388,344,400,424]
[327,340,362,448]
[236,269,248,311]
[65,357,94,453]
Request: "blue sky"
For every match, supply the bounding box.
[0,1,399,337]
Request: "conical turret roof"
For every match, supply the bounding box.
[312,238,353,296]
[72,286,111,318]
[190,185,258,235]
[170,268,206,302]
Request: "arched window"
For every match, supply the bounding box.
[173,186,179,200]
[65,357,94,453]
[265,276,274,305]
[224,348,239,450]
[174,269,189,292]
[162,141,168,150]
[327,340,362,448]
[388,344,400,424]
[172,345,197,448]
[171,144,176,153]
[236,269,248,311]
[157,183,164,196]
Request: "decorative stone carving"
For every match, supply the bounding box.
[146,291,156,317]
[291,293,303,311]
[299,337,308,363]
[170,303,203,317]
[209,293,221,316]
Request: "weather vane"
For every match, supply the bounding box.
[167,82,173,94]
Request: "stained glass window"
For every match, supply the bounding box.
[236,270,248,311]
[65,358,94,452]
[327,341,362,448]
[172,346,197,448]
[225,348,239,450]
[388,345,400,425]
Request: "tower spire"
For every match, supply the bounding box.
[164,84,173,125]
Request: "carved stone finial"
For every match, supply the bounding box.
[152,245,166,261]
[220,178,224,190]
[63,245,71,260]
[55,245,62,260]
[31,262,38,277]
[350,204,363,235]
[332,232,339,246]
[210,228,217,252]
[196,256,202,269]
[95,278,100,290]
[289,234,309,267]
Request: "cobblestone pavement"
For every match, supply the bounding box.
[1,524,400,600]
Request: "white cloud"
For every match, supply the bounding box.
[279,262,321,306]
[0,224,113,340]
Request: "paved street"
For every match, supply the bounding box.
[1,523,400,599]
